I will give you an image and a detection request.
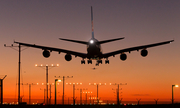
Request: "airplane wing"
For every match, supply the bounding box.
[103,40,174,58]
[14,41,87,58]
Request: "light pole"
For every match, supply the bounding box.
[154,99,159,105]
[110,83,127,106]
[40,88,46,104]
[172,84,178,104]
[28,83,38,104]
[55,76,73,105]
[83,91,92,105]
[0,75,7,105]
[55,79,61,105]
[39,83,55,104]
[18,83,39,104]
[4,44,27,104]
[66,83,82,105]
[76,88,88,105]
[89,83,106,105]
[136,98,141,105]
[35,64,59,104]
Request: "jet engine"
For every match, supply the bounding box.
[120,53,127,61]
[65,54,72,61]
[42,50,50,58]
[141,49,148,57]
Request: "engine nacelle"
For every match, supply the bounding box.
[65,54,72,61]
[141,49,148,57]
[120,53,127,61]
[42,50,50,58]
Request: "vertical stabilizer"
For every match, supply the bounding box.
[91,6,94,38]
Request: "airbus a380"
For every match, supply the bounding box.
[14,7,174,66]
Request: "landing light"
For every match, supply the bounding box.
[90,40,94,44]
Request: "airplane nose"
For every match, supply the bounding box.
[90,40,94,44]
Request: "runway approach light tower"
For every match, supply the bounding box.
[0,75,7,105]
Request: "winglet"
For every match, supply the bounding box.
[170,39,174,43]
[91,6,94,39]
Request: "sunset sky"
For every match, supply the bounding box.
[0,0,180,104]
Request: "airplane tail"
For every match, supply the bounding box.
[91,6,94,39]
[59,7,125,45]
[90,7,124,44]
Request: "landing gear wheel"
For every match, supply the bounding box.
[81,60,85,64]
[88,60,92,64]
[97,60,102,64]
[105,60,109,64]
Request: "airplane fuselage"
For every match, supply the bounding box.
[87,38,102,60]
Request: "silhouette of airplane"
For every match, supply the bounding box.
[14,6,174,66]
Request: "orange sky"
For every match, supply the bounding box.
[1,0,180,104]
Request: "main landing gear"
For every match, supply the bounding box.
[81,59,85,64]
[105,59,109,64]
[81,59,109,65]
[81,59,92,64]
[88,60,92,64]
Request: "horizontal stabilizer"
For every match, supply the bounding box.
[99,37,125,44]
[59,38,88,45]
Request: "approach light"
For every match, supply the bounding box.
[90,40,94,44]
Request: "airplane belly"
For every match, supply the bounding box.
[87,47,102,59]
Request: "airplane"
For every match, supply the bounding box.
[14,6,174,66]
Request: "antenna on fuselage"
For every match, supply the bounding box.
[91,6,94,39]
